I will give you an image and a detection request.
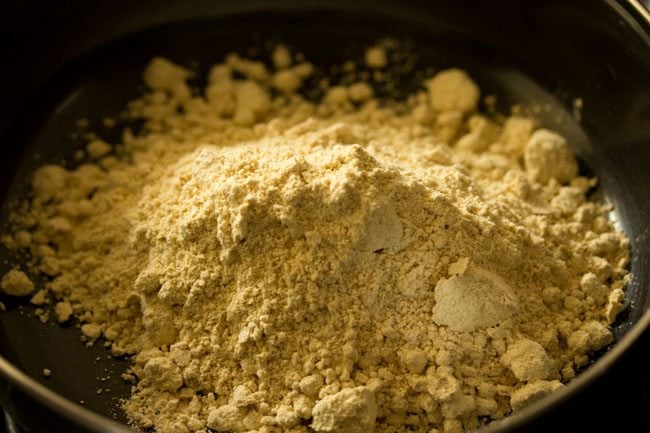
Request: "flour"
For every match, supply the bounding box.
[0,44,631,433]
[1,269,35,296]
[311,387,377,433]
[432,263,520,332]
[365,46,388,69]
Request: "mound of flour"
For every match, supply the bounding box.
[1,46,629,433]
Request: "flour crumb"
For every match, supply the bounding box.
[524,129,578,184]
[32,165,67,201]
[86,139,112,159]
[30,289,47,306]
[605,288,625,324]
[427,68,480,113]
[34,308,49,323]
[14,230,31,248]
[347,82,374,102]
[567,320,613,354]
[501,339,558,381]
[510,380,564,411]
[81,323,102,340]
[272,44,293,69]
[55,301,73,323]
[207,404,245,431]
[365,46,388,69]
[1,269,35,297]
[143,57,192,100]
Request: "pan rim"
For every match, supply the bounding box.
[0,0,649,432]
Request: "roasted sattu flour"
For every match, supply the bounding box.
[0,45,630,433]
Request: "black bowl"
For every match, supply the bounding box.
[0,1,648,432]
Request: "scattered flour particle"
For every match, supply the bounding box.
[32,165,67,201]
[567,320,613,353]
[272,63,313,94]
[524,129,578,184]
[121,372,136,382]
[497,116,535,156]
[55,301,74,323]
[1,235,18,251]
[427,68,480,113]
[1,269,35,297]
[347,82,374,102]
[605,288,625,324]
[573,97,584,121]
[235,81,271,123]
[13,231,31,248]
[86,139,112,159]
[325,86,349,105]
[30,290,47,306]
[365,46,388,69]
[143,57,192,101]
[34,308,49,323]
[501,338,557,381]
[272,69,304,94]
[208,63,232,83]
[272,44,293,69]
[226,53,270,81]
[81,323,102,339]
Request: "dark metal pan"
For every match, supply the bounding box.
[0,1,648,432]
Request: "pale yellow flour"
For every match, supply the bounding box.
[0,45,630,433]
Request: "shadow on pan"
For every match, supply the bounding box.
[0,1,649,432]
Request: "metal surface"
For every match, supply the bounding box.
[3,410,21,433]
[0,1,648,432]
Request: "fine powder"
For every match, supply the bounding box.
[0,45,631,433]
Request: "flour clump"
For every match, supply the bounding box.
[311,387,377,433]
[0,269,35,296]
[0,44,631,433]
[432,262,519,332]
